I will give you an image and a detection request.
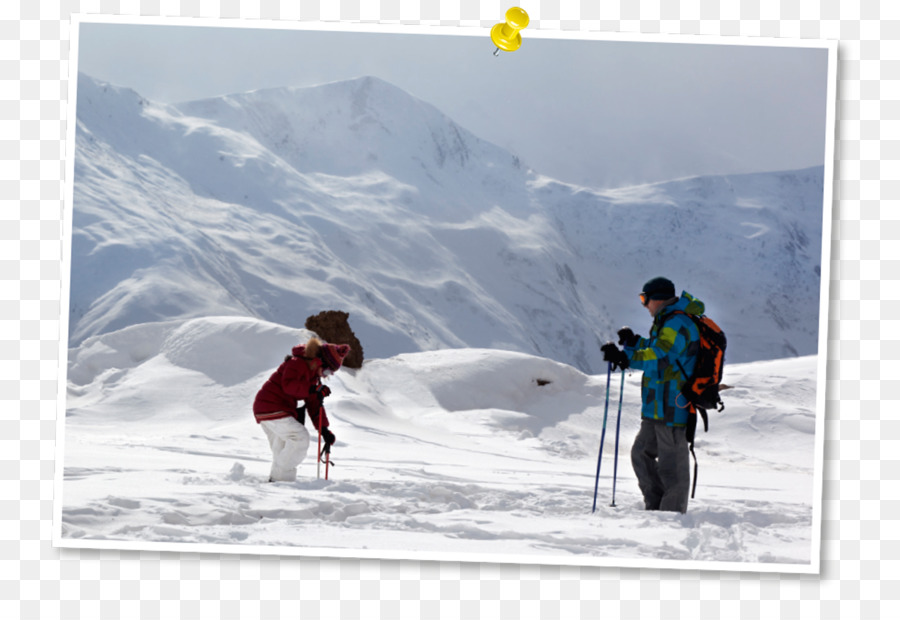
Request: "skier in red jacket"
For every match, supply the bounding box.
[253,337,351,482]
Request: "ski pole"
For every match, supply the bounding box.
[592,362,613,513]
[610,367,625,508]
[316,406,323,480]
[318,444,333,480]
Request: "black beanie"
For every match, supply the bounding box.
[642,277,676,301]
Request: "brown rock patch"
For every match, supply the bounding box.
[304,310,364,369]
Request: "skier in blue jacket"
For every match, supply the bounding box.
[601,277,702,513]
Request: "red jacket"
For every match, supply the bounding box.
[253,344,330,429]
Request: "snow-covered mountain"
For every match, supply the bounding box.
[69,73,826,371]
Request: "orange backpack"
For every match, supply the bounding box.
[674,313,727,419]
[665,310,727,498]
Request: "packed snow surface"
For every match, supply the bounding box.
[59,317,820,570]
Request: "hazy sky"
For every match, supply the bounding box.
[76,19,832,189]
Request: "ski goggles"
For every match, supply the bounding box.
[639,292,650,306]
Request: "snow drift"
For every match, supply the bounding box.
[59,316,819,569]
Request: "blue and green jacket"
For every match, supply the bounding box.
[623,291,704,427]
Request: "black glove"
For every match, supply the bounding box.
[600,342,630,370]
[617,326,640,347]
[321,427,336,447]
[317,384,331,399]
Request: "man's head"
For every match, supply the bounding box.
[640,277,677,316]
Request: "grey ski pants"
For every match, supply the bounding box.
[631,418,690,513]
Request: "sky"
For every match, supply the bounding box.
[75,19,832,189]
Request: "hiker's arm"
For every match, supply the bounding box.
[306,392,330,430]
[625,323,685,372]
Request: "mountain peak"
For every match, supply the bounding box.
[218,75,407,112]
[176,74,527,190]
[325,74,402,94]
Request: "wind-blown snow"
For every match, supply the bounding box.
[59,316,819,569]
[69,73,826,372]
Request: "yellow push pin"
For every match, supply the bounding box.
[491,7,530,56]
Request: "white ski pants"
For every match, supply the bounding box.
[260,416,311,482]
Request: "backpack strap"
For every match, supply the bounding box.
[686,405,709,499]
[689,438,699,499]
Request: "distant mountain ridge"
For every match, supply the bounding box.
[69,73,826,371]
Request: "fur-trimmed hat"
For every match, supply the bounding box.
[320,342,352,372]
[296,337,322,360]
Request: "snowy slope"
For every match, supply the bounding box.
[59,316,819,569]
[69,72,826,375]
[536,167,825,362]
